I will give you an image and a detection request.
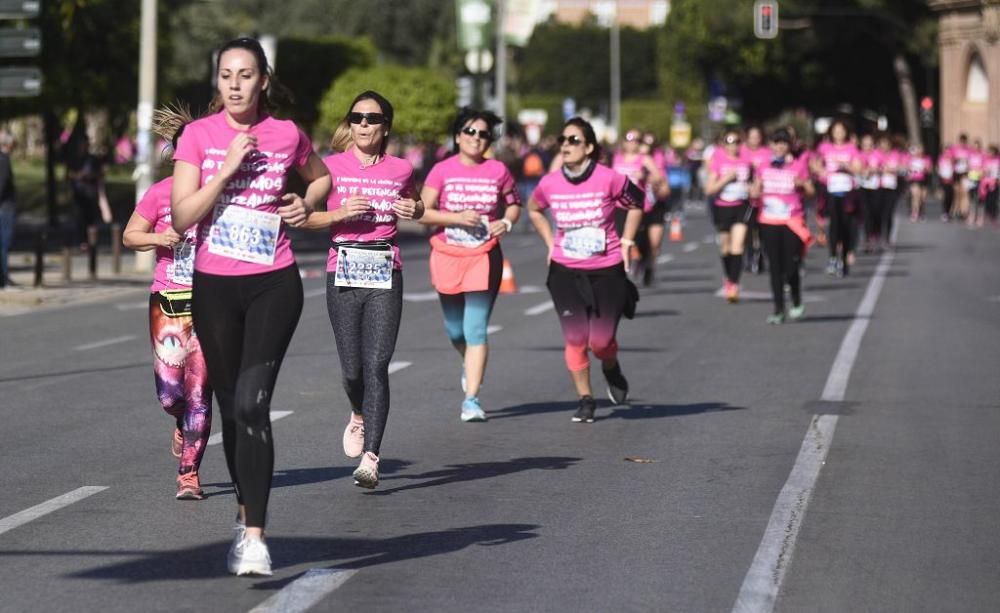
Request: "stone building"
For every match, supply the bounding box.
[930,0,999,146]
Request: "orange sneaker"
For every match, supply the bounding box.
[176,471,204,500]
[171,427,183,458]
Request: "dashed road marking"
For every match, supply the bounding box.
[487,325,502,335]
[683,242,699,253]
[207,411,294,447]
[74,335,137,352]
[0,487,108,537]
[249,568,358,613]
[387,361,412,375]
[524,300,554,316]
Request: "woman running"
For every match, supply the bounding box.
[906,143,932,222]
[303,90,423,489]
[875,133,903,248]
[812,120,861,276]
[948,134,971,220]
[753,128,814,324]
[638,132,670,286]
[967,139,985,227]
[705,128,752,302]
[857,133,882,252]
[419,108,521,422]
[978,145,999,227]
[742,126,771,274]
[171,37,332,576]
[938,144,956,221]
[612,128,667,278]
[123,105,211,501]
[528,117,643,423]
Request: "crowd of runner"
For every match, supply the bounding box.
[123,36,994,577]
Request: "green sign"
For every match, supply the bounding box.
[0,26,40,57]
[0,0,40,19]
[0,66,41,97]
[456,0,493,51]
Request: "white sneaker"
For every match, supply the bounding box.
[230,536,272,576]
[226,519,246,574]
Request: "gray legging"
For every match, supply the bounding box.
[326,270,403,455]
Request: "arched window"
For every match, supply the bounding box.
[966,52,989,103]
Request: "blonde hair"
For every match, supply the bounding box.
[152,102,196,149]
[330,118,353,153]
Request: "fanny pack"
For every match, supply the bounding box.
[157,289,193,318]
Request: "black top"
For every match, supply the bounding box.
[0,152,15,209]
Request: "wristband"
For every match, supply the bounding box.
[500,218,513,232]
[620,238,636,246]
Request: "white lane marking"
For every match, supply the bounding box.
[656,254,675,265]
[987,295,1000,303]
[524,300,554,316]
[249,568,358,613]
[703,234,717,244]
[304,287,326,299]
[387,361,412,375]
[207,411,294,447]
[486,325,502,335]
[74,335,137,352]
[115,301,148,311]
[0,486,108,537]
[403,291,439,302]
[733,230,896,613]
[712,289,826,303]
[517,284,545,294]
[683,241,699,253]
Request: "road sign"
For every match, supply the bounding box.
[562,97,576,121]
[0,66,41,96]
[0,0,39,19]
[0,26,40,57]
[457,0,493,51]
[754,0,778,39]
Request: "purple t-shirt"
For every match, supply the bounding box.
[134,177,196,292]
[532,164,640,270]
[172,112,313,276]
[323,152,415,272]
[423,156,518,245]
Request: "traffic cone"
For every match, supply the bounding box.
[669,216,684,242]
[499,258,518,294]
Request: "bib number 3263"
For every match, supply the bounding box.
[207,203,281,265]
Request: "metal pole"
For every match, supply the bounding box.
[609,1,621,138]
[134,0,157,273]
[495,0,507,120]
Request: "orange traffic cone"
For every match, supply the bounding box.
[669,216,684,242]
[499,258,518,294]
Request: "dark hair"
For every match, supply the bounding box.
[345,90,394,155]
[770,127,792,144]
[563,117,602,162]
[210,37,292,115]
[452,107,502,142]
[828,119,852,142]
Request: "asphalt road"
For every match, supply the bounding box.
[1,205,997,613]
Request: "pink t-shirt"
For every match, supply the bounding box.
[948,145,970,174]
[172,112,313,276]
[758,156,810,225]
[878,150,903,189]
[741,145,772,172]
[532,164,639,270]
[323,151,415,272]
[817,142,860,194]
[423,156,518,244]
[907,155,932,181]
[708,149,752,206]
[135,177,197,292]
[613,152,653,212]
[968,149,985,177]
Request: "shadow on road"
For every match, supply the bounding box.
[0,362,146,384]
[490,400,742,421]
[200,459,415,496]
[631,309,680,319]
[30,523,539,582]
[368,456,579,496]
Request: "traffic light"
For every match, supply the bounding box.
[919,96,934,127]
[754,0,779,39]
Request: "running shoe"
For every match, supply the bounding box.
[725,282,739,303]
[571,395,597,423]
[642,267,654,287]
[227,519,247,574]
[229,536,272,576]
[602,363,630,405]
[353,452,379,489]
[766,313,785,325]
[825,258,838,276]
[175,471,204,500]
[461,397,487,422]
[171,427,183,458]
[342,415,364,458]
[788,304,806,321]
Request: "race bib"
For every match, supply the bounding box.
[955,159,969,174]
[207,204,280,265]
[720,181,749,202]
[762,196,791,220]
[827,172,853,194]
[939,162,954,179]
[444,215,491,248]
[861,174,880,190]
[168,237,195,285]
[334,246,393,289]
[880,173,898,189]
[560,226,606,259]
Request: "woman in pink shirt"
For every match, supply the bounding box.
[170,38,332,576]
[875,133,902,247]
[811,120,861,276]
[418,108,521,422]
[937,145,956,221]
[742,126,771,274]
[612,128,667,281]
[529,117,644,424]
[123,105,211,501]
[753,128,815,323]
[303,90,423,489]
[948,134,971,220]
[857,134,882,251]
[906,143,932,222]
[978,145,999,227]
[705,128,753,302]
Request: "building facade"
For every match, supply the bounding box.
[930,0,999,146]
[540,0,670,29]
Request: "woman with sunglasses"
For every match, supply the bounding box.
[171,37,332,576]
[302,90,422,489]
[742,126,771,274]
[705,128,752,302]
[612,128,668,280]
[811,120,861,276]
[752,128,814,324]
[418,109,521,422]
[528,117,644,423]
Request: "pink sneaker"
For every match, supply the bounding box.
[342,415,364,458]
[353,451,379,489]
[725,282,739,303]
[171,427,183,458]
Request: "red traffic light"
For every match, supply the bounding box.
[920,96,934,111]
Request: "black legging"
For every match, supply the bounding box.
[941,183,954,218]
[827,193,855,273]
[879,188,898,241]
[760,223,803,314]
[326,270,403,456]
[192,264,303,529]
[861,188,880,242]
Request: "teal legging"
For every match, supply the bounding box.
[439,290,496,346]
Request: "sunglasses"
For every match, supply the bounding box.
[348,112,386,125]
[725,136,741,145]
[625,133,640,142]
[461,126,491,140]
[557,134,584,146]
